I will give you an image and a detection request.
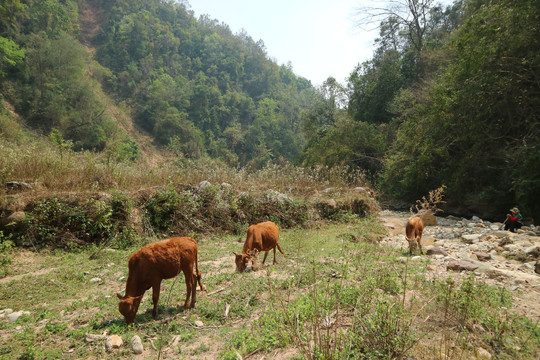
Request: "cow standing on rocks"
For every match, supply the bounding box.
[405,216,424,255]
[234,221,283,272]
[117,237,206,324]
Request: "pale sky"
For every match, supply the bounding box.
[186,0,378,86]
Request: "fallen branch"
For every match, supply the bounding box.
[244,348,263,359]
[224,303,231,319]
[207,287,226,296]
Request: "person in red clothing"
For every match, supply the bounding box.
[505,207,524,232]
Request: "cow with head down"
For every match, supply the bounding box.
[233,221,283,272]
[405,216,424,255]
[117,236,206,324]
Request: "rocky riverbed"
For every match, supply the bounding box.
[379,210,540,320]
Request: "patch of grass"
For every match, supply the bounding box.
[0,219,538,360]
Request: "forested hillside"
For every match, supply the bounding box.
[0,0,539,220]
[0,0,314,167]
[302,0,540,220]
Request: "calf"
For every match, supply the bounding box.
[405,216,424,255]
[117,237,206,324]
[233,221,283,272]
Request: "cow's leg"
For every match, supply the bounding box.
[151,280,162,319]
[272,247,277,264]
[190,273,197,308]
[262,251,269,264]
[417,238,424,255]
[183,265,194,310]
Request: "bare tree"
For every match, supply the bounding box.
[354,0,435,55]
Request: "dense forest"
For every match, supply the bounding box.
[0,0,539,220]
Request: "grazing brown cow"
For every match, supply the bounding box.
[405,216,424,255]
[117,237,206,324]
[233,221,283,272]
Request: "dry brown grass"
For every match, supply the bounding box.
[1,139,371,197]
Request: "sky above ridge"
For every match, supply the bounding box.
[187,0,377,86]
[187,0,455,86]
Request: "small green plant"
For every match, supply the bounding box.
[0,231,14,277]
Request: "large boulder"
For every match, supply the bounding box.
[0,211,26,231]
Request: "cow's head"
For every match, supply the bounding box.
[233,251,250,272]
[117,293,143,324]
[405,235,417,252]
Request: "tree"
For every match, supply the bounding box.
[380,0,540,219]
[355,0,435,56]
[0,36,23,76]
[0,0,26,34]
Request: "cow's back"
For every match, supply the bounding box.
[128,237,197,281]
[405,216,423,239]
[246,221,279,252]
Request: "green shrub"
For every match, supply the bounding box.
[0,231,14,277]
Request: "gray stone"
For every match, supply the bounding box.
[462,234,482,243]
[7,311,23,323]
[485,269,511,280]
[7,311,30,323]
[6,181,32,191]
[198,180,212,189]
[447,260,479,272]
[426,247,448,256]
[524,246,540,258]
[473,252,491,262]
[220,182,232,189]
[131,335,144,354]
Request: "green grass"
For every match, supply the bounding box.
[0,218,538,360]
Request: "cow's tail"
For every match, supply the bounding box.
[276,242,284,254]
[195,251,206,292]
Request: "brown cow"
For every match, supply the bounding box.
[233,221,283,272]
[405,216,424,255]
[117,237,206,324]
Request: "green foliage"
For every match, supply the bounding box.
[379,0,540,219]
[434,274,513,329]
[0,36,24,76]
[0,231,14,277]
[143,183,309,235]
[23,194,134,248]
[0,0,315,168]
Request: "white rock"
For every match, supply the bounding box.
[475,347,492,359]
[7,311,24,323]
[194,320,204,327]
[198,180,212,189]
[90,277,102,283]
[131,335,144,354]
[462,234,482,242]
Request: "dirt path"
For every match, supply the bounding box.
[0,267,57,284]
[379,210,540,321]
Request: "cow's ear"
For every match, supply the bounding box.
[133,295,143,303]
[232,251,238,256]
[117,292,124,300]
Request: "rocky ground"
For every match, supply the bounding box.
[379,210,540,321]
